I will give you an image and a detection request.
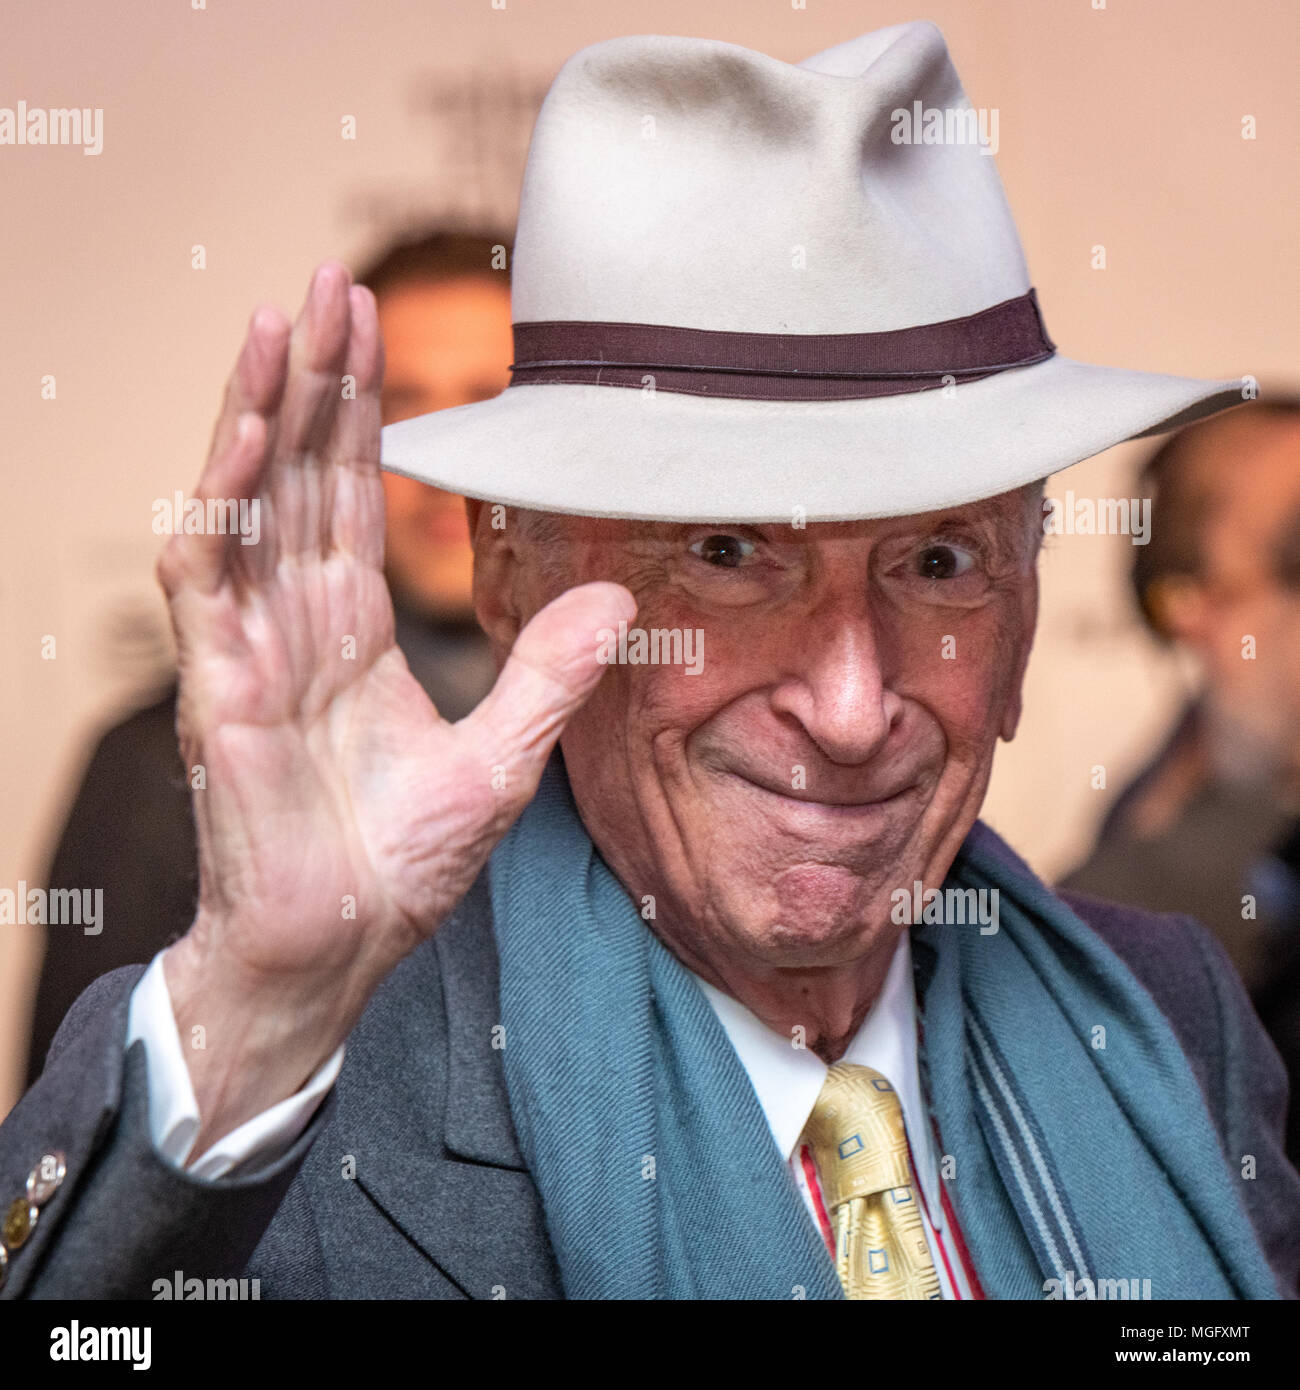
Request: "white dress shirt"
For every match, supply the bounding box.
[127,932,978,1297]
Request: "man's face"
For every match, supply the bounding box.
[1170,414,1300,784]
[480,492,1039,991]
[378,274,513,620]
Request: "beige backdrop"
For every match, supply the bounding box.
[2,0,1296,1115]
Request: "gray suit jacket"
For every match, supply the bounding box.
[4,871,1299,1299]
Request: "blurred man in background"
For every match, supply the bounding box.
[23,229,509,1085]
[1062,397,1300,1156]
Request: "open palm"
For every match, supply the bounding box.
[159,262,631,1105]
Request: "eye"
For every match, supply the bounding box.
[690,533,756,569]
[914,543,976,580]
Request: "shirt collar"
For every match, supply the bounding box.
[687,930,943,1230]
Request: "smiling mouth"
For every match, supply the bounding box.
[726,771,916,813]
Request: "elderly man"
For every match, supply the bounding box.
[2,24,1297,1301]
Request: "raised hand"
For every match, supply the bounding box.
[159,262,633,1149]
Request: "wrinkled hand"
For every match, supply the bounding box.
[160,262,632,1148]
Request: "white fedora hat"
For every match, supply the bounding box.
[380,22,1243,523]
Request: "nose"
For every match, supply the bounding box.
[767,607,904,766]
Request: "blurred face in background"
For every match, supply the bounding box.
[377,273,514,621]
[1163,412,1300,789]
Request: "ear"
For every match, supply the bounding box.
[999,567,1039,744]
[468,502,524,656]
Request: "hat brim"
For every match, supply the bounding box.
[379,356,1243,523]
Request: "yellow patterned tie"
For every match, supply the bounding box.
[799,1063,942,1300]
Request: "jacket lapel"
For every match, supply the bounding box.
[334,872,562,1298]
[434,874,530,1168]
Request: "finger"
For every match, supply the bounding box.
[264,261,354,558]
[205,305,291,477]
[158,411,269,600]
[462,581,637,795]
[161,306,289,599]
[326,284,386,570]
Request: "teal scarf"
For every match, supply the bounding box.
[488,754,1279,1300]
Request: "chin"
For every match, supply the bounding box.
[723,866,888,968]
